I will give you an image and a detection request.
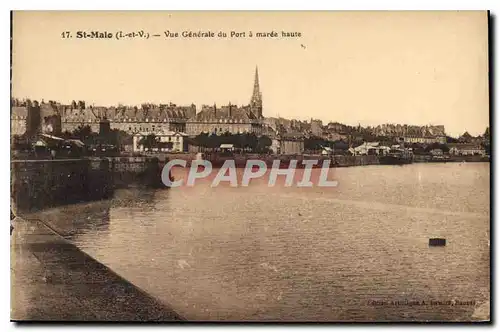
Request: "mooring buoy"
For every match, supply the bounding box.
[429,238,446,247]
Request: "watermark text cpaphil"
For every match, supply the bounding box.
[161,159,338,188]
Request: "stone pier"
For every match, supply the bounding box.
[11,217,183,321]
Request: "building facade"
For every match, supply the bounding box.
[310,118,323,137]
[132,130,187,152]
[279,139,305,155]
[271,132,305,155]
[185,103,262,136]
[372,124,446,138]
[62,103,195,135]
[448,143,486,156]
[185,67,264,136]
[11,105,27,136]
[11,67,263,140]
[402,135,447,144]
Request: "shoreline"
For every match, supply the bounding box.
[11,216,184,322]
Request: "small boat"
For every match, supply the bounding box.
[430,155,451,163]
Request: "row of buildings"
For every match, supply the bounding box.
[11,67,265,138]
[319,121,447,144]
[12,66,484,155]
[11,67,303,155]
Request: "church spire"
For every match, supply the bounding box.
[250,66,263,118]
[254,66,260,95]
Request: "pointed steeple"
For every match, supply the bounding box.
[250,66,263,118]
[254,66,260,94]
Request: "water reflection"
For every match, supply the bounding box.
[27,199,112,238]
[112,188,160,208]
[32,163,490,321]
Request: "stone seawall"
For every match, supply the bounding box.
[138,153,380,168]
[90,157,167,189]
[202,154,380,168]
[11,159,113,214]
[11,157,171,215]
[11,217,183,321]
[413,154,490,163]
[331,155,380,167]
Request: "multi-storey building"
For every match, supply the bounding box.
[372,123,446,138]
[185,67,264,136]
[310,118,323,137]
[10,99,195,137]
[402,135,447,145]
[11,67,264,139]
[61,102,195,134]
[132,130,188,152]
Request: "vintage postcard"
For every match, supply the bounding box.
[10,11,490,322]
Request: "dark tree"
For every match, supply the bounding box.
[72,125,93,140]
[139,134,159,150]
[304,136,334,151]
[424,142,449,153]
[256,135,272,153]
[333,140,349,151]
[107,129,132,147]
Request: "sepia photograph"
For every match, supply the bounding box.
[9,10,490,322]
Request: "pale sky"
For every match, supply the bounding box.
[12,11,489,137]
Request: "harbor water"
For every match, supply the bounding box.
[30,162,490,321]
